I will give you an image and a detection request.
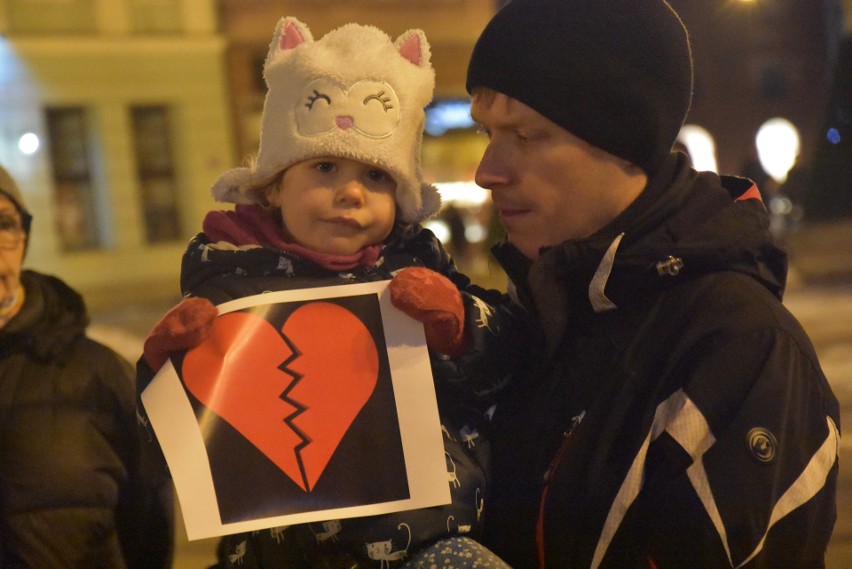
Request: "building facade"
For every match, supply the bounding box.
[0,0,234,305]
[670,0,838,176]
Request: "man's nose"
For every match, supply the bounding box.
[474,144,506,190]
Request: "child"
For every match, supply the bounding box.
[136,17,522,569]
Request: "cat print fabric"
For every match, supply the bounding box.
[215,410,494,569]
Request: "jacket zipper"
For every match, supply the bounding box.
[536,411,585,568]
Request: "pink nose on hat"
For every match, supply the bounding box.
[336,116,354,130]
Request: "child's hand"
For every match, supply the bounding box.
[389,267,468,357]
[143,297,218,372]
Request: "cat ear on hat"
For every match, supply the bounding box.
[394,29,431,68]
[266,16,314,71]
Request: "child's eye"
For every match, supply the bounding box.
[363,91,393,112]
[315,161,335,173]
[305,90,331,110]
[367,169,391,183]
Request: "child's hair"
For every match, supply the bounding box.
[211,17,441,224]
[246,157,281,209]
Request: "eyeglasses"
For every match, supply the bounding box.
[0,214,25,250]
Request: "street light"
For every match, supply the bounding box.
[755,117,800,184]
[18,133,39,155]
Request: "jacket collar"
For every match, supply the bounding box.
[493,152,786,351]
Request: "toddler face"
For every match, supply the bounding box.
[269,156,397,256]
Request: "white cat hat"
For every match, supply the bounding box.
[211,17,441,224]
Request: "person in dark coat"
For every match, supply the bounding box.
[0,165,174,569]
[465,0,840,567]
[136,17,520,569]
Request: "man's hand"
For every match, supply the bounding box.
[389,267,468,357]
[143,297,218,372]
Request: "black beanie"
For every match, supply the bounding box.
[466,0,693,175]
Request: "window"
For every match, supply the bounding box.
[131,106,181,243]
[45,107,103,251]
[45,107,101,251]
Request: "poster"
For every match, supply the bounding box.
[141,281,450,540]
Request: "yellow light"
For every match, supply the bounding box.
[433,181,490,208]
[677,125,718,173]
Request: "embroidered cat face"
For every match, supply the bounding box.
[296,79,400,138]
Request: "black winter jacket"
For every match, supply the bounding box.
[0,271,173,569]
[483,154,840,569]
[139,224,522,568]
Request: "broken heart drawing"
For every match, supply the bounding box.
[181,301,380,492]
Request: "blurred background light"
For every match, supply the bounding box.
[827,127,842,144]
[677,124,719,172]
[425,99,475,136]
[422,219,450,243]
[18,132,39,155]
[434,181,489,208]
[756,117,801,183]
[464,221,486,244]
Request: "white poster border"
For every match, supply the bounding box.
[141,280,450,540]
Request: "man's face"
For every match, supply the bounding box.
[471,92,646,260]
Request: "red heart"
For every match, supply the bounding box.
[182,302,379,492]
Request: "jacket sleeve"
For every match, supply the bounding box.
[640,326,839,569]
[416,231,533,409]
[428,289,531,406]
[115,352,175,569]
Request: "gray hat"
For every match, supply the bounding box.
[0,165,33,236]
[0,166,28,214]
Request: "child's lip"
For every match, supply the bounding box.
[326,216,363,229]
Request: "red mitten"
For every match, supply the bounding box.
[389,267,468,357]
[143,297,219,372]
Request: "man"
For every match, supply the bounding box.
[466,1,839,568]
[0,165,173,568]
